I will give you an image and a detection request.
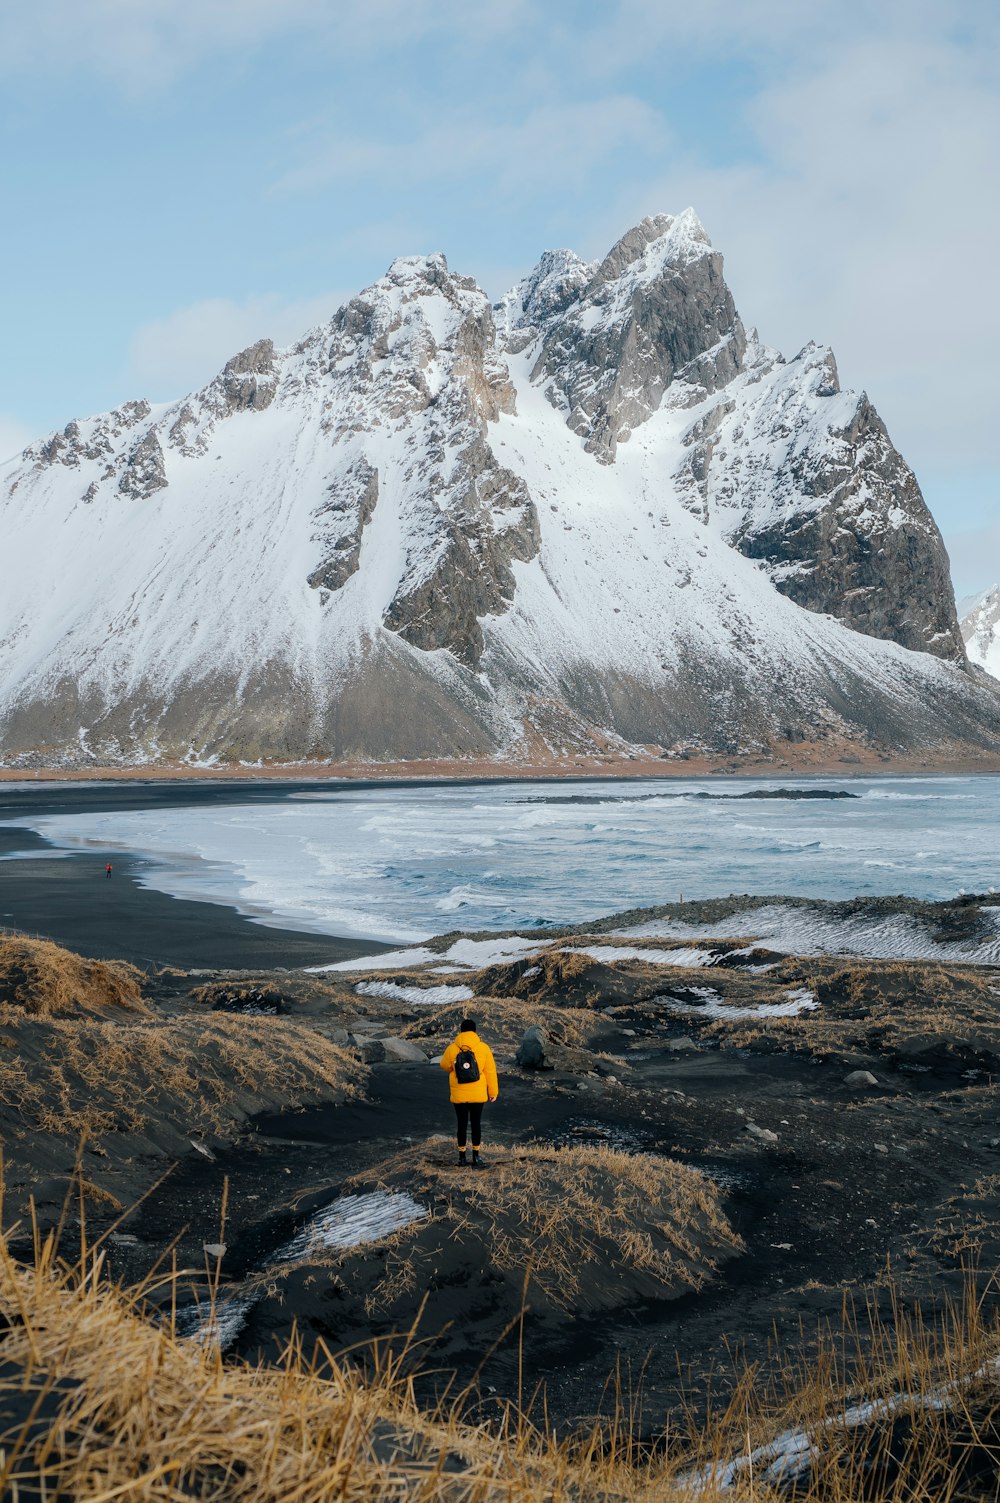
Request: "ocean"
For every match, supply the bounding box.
[3,774,998,945]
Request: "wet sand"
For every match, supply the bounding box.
[0,782,389,969]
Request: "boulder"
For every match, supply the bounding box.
[352,1038,386,1064]
[516,1025,550,1070]
[845,1069,879,1089]
[744,1122,779,1144]
[381,1037,429,1064]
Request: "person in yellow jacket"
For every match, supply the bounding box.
[440,1017,499,1167]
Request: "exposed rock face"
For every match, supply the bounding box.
[308,460,380,594]
[220,339,277,412]
[679,340,965,661]
[310,254,540,667]
[518,212,746,462]
[961,587,1000,679]
[119,428,168,499]
[0,210,995,766]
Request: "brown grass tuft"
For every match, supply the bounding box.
[0,934,147,1018]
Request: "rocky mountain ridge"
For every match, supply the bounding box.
[1,209,996,767]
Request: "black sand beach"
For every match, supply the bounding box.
[0,781,389,968]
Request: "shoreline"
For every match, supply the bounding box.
[3,748,1000,785]
[0,821,388,971]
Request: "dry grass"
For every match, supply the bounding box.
[353,1139,743,1309]
[5,1215,1000,1499]
[0,935,147,1018]
[0,1014,365,1138]
[403,998,600,1053]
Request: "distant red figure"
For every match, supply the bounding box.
[106,863,113,879]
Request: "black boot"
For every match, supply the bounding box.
[458,1148,467,1165]
[472,1148,483,1169]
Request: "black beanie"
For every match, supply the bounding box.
[461,1017,476,1032]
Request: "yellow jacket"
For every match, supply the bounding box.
[440,1030,499,1104]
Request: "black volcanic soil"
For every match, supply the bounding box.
[7,917,1000,1438]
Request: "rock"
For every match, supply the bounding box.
[119,427,168,499]
[873,1143,889,1154]
[353,1038,386,1064]
[381,1037,429,1063]
[844,1070,879,1089]
[665,1037,701,1053]
[330,1027,351,1046]
[744,1123,779,1143]
[202,1243,226,1259]
[516,1025,551,1070]
[189,1139,216,1161]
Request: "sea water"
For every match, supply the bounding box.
[3,775,998,945]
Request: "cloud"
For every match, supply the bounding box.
[608,33,1000,473]
[0,0,532,87]
[277,97,672,198]
[128,291,346,401]
[0,413,36,463]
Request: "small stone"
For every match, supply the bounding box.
[845,1069,879,1088]
[665,1037,701,1053]
[621,1029,636,1037]
[744,1123,779,1143]
[190,1139,216,1161]
[873,1143,889,1154]
[203,1243,226,1259]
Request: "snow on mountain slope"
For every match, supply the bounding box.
[1,212,997,767]
[962,586,1000,680]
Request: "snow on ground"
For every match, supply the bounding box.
[177,1190,428,1351]
[619,904,1000,965]
[276,1191,428,1264]
[309,935,547,973]
[664,985,818,1020]
[354,980,474,1006]
[567,944,719,968]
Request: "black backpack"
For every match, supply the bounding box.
[454,1046,480,1085]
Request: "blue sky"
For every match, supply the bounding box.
[2,0,997,594]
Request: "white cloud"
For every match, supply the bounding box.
[0,413,36,463]
[128,291,345,401]
[276,97,671,198]
[606,34,1000,473]
[0,0,532,86]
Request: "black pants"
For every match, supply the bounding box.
[454,1102,484,1149]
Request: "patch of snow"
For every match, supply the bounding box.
[276,1191,428,1264]
[354,980,474,1006]
[568,944,719,967]
[664,985,817,1019]
[619,903,1000,965]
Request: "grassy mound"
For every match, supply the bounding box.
[352,1140,742,1311]
[403,997,602,1054]
[0,934,147,1017]
[0,1014,365,1141]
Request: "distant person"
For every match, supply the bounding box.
[105,862,113,879]
[440,1017,498,1168]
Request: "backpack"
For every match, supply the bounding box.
[454,1045,481,1085]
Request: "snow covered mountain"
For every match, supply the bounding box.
[2,209,998,767]
[961,587,1000,681]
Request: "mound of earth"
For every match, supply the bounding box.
[233,1139,742,1373]
[0,935,147,1017]
[0,935,369,1227]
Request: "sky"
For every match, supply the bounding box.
[1,0,997,596]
